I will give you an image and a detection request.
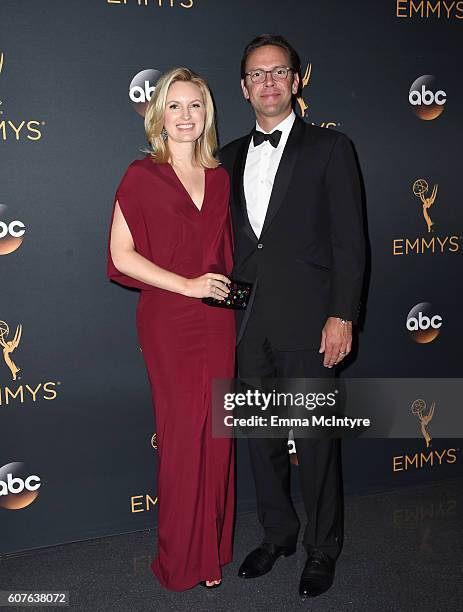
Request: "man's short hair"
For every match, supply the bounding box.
[240,34,302,89]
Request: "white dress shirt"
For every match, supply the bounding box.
[244,111,296,238]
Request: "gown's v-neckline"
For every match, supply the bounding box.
[167,163,206,213]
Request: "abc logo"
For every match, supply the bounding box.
[129,69,161,117]
[0,462,41,510]
[409,75,446,120]
[406,302,442,343]
[0,204,25,255]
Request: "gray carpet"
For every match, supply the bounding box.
[1,479,462,612]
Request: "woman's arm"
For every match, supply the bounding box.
[110,201,229,300]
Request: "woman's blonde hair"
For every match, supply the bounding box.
[144,67,219,168]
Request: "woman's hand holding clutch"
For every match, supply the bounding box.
[202,278,252,310]
[183,273,231,301]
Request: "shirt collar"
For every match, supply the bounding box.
[255,110,296,139]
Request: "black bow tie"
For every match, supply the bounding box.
[253,129,282,148]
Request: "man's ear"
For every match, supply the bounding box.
[241,79,250,100]
[292,73,300,96]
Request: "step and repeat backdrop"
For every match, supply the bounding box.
[1,1,462,555]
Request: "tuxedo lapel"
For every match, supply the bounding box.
[260,116,305,237]
[232,131,258,243]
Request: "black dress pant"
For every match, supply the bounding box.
[237,306,343,561]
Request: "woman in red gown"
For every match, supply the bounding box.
[107,68,235,591]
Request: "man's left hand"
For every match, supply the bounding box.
[319,317,352,368]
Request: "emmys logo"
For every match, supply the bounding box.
[296,63,338,129]
[131,493,158,513]
[129,433,160,513]
[406,302,442,343]
[0,320,21,380]
[396,0,463,19]
[393,498,457,530]
[0,52,44,142]
[392,179,460,255]
[409,75,446,121]
[129,69,161,117]
[0,462,41,510]
[393,400,458,472]
[0,204,26,255]
[0,319,60,406]
[0,118,43,141]
[107,0,194,8]
[411,399,434,447]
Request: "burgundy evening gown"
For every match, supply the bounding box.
[107,156,235,591]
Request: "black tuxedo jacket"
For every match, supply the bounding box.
[220,116,365,350]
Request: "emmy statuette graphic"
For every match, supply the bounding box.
[411,398,435,448]
[0,320,22,381]
[413,178,438,233]
[296,63,312,117]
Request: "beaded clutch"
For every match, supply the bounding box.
[202,279,253,310]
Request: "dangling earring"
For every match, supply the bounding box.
[161,127,168,141]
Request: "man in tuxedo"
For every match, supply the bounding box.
[220,34,365,599]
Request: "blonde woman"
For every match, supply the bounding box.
[108,68,235,591]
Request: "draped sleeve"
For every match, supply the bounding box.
[107,161,154,291]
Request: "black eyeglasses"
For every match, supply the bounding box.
[244,66,294,84]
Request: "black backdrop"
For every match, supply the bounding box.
[1,0,462,555]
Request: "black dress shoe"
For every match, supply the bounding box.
[299,548,335,599]
[238,542,296,579]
